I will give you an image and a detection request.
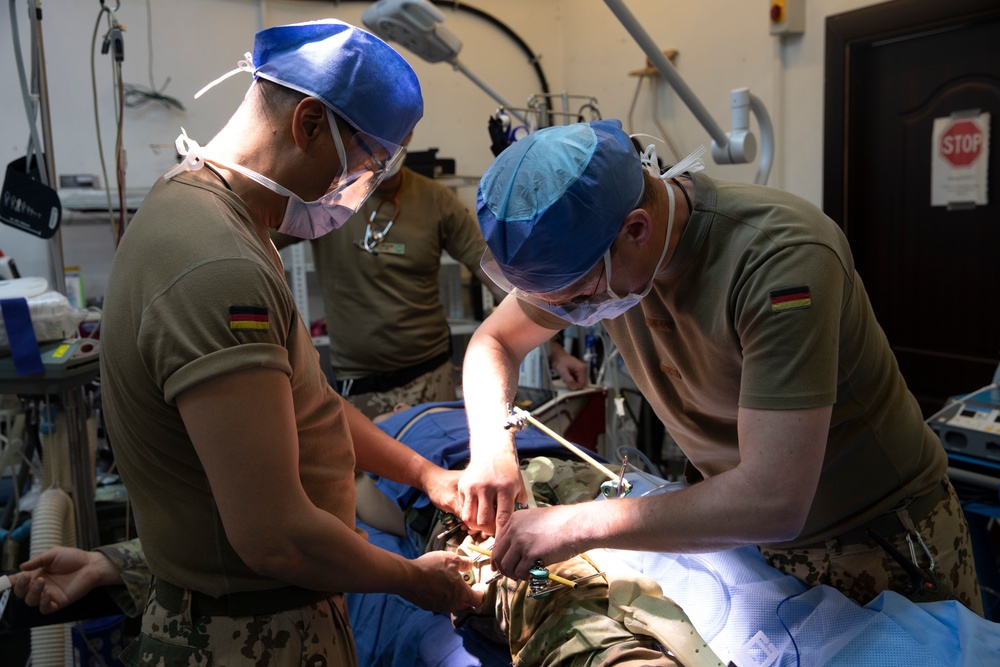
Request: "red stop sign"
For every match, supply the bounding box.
[940,119,985,167]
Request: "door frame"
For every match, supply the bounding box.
[822,0,1000,228]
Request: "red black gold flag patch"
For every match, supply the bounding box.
[769,286,812,313]
[229,306,269,331]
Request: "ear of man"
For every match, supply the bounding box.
[290,97,328,151]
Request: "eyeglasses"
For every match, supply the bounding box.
[354,192,400,254]
[322,107,405,214]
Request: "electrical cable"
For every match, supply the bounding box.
[428,1,552,113]
[90,7,116,234]
[123,0,185,111]
[342,0,552,112]
[775,591,803,667]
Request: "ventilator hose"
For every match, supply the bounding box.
[30,488,78,667]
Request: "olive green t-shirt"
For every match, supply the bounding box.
[308,168,487,378]
[522,172,945,548]
[100,169,357,596]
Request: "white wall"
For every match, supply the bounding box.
[1,0,882,299]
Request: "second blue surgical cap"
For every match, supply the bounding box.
[477,120,643,294]
[252,19,422,147]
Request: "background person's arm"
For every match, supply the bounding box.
[177,368,481,613]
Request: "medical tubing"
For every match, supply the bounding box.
[750,93,774,185]
[30,487,78,667]
[774,591,804,667]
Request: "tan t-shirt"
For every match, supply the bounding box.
[522,172,945,548]
[307,168,487,378]
[100,169,357,595]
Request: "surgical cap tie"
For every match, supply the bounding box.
[194,52,256,100]
[164,128,206,180]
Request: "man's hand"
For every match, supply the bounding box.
[549,345,588,390]
[10,547,121,614]
[419,467,464,518]
[400,551,484,613]
[457,446,524,535]
[490,504,584,580]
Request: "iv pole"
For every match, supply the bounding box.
[603,0,774,185]
[9,0,65,291]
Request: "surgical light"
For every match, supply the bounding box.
[362,0,528,124]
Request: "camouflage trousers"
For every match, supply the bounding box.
[761,478,984,615]
[119,585,357,667]
[342,360,456,420]
[455,550,725,667]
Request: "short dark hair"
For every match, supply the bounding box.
[255,78,308,110]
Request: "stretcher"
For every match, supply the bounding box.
[349,402,1000,667]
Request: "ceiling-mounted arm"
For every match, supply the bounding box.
[603,0,774,184]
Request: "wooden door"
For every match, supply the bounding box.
[825,0,1000,416]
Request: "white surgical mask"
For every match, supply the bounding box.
[163,106,405,239]
[208,159,355,239]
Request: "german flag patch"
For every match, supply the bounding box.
[229,306,269,331]
[770,286,812,313]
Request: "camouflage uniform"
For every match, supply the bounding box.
[344,360,455,420]
[455,550,725,667]
[118,586,357,667]
[94,538,151,618]
[761,478,983,615]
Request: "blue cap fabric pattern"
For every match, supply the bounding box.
[252,19,422,148]
[477,119,643,293]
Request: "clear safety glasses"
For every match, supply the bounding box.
[320,107,405,213]
[480,247,622,323]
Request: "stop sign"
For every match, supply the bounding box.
[940,119,985,167]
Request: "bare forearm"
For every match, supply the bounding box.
[243,505,419,596]
[347,401,434,490]
[570,471,810,554]
[462,331,520,456]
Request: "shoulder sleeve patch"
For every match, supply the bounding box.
[769,286,812,313]
[229,306,270,331]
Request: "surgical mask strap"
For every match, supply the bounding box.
[326,108,349,185]
[164,128,206,180]
[194,52,255,100]
[607,178,674,300]
[631,134,707,182]
[204,158,296,198]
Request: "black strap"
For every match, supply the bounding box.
[335,349,452,396]
[155,578,334,617]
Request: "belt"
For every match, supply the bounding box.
[154,579,335,617]
[335,348,451,396]
[826,479,948,548]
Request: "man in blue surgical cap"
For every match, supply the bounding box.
[459,119,983,615]
[100,19,481,665]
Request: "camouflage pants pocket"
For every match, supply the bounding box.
[762,479,983,615]
[345,361,456,419]
[119,633,212,667]
[136,587,358,667]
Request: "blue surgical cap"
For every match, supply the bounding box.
[477,120,643,294]
[252,19,422,148]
